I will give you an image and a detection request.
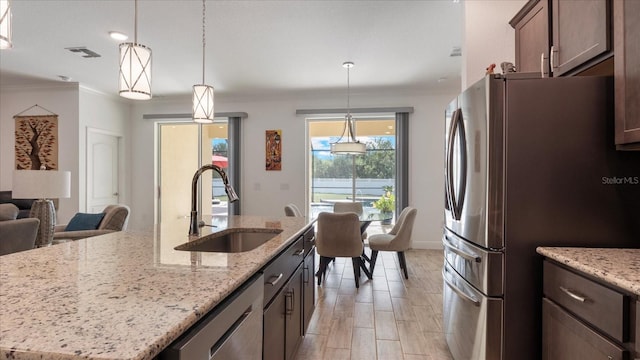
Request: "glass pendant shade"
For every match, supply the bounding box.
[119,42,152,100]
[192,84,215,123]
[0,0,12,49]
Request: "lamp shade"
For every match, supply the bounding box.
[12,170,71,199]
[0,0,11,49]
[193,84,215,123]
[331,141,367,155]
[119,42,152,100]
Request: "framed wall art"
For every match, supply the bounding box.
[265,129,281,171]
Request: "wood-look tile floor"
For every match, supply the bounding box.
[295,249,453,360]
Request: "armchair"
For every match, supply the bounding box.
[53,204,130,241]
[0,203,39,255]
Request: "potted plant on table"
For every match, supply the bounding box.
[373,189,395,225]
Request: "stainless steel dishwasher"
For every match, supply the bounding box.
[160,274,264,360]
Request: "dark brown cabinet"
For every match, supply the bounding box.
[551,0,611,76]
[262,226,315,360]
[614,0,640,149]
[542,260,636,359]
[511,0,612,77]
[510,0,550,75]
[302,248,315,334]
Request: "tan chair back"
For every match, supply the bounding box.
[315,212,363,258]
[333,202,363,215]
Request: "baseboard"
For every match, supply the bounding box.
[411,240,443,250]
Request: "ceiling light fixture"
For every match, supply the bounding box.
[330,61,366,155]
[192,0,214,123]
[0,0,12,49]
[118,0,152,100]
[109,31,128,41]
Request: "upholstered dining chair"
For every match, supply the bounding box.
[284,203,303,217]
[368,206,417,279]
[333,202,367,239]
[315,212,371,288]
[53,204,130,241]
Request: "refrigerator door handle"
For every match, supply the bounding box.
[443,268,480,306]
[445,109,457,217]
[443,235,481,263]
[447,108,468,221]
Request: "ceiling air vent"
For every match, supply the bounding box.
[65,47,101,58]
[450,46,462,57]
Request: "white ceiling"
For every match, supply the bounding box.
[0,0,463,99]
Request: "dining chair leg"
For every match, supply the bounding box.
[359,257,373,280]
[397,251,409,279]
[369,250,379,275]
[317,256,330,285]
[351,257,360,288]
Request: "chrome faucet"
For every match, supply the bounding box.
[189,164,239,235]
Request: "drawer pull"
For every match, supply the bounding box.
[293,249,305,257]
[266,273,283,286]
[443,236,481,263]
[559,286,588,303]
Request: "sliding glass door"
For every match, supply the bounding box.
[307,116,396,233]
[157,121,229,224]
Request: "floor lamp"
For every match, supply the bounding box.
[13,169,71,247]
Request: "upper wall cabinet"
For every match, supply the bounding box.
[510,0,550,76]
[614,0,640,149]
[511,0,612,77]
[551,0,611,76]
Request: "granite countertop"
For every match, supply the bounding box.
[536,247,640,296]
[0,215,312,360]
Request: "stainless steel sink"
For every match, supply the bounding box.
[175,228,283,253]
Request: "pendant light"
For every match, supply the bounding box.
[192,0,214,123]
[119,0,152,100]
[331,61,366,155]
[0,0,12,49]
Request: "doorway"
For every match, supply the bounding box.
[157,121,229,224]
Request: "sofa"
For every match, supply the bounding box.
[0,191,35,219]
[0,203,39,256]
[53,204,130,241]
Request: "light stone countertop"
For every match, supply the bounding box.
[536,247,640,296]
[0,215,312,360]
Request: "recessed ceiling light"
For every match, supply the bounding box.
[109,31,128,41]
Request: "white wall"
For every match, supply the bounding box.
[129,89,457,249]
[78,88,131,213]
[462,0,526,88]
[0,84,130,223]
[0,83,80,222]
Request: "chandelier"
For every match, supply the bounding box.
[330,61,366,155]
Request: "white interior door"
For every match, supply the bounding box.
[87,130,120,213]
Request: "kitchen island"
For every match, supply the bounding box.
[0,215,312,360]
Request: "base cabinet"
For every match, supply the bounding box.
[542,260,636,359]
[263,226,315,360]
[542,298,627,360]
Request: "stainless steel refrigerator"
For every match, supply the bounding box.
[442,73,640,360]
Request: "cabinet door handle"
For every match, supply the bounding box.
[285,289,294,315]
[559,286,588,303]
[293,249,305,257]
[303,265,309,284]
[266,273,283,286]
[550,45,557,70]
[540,52,546,78]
